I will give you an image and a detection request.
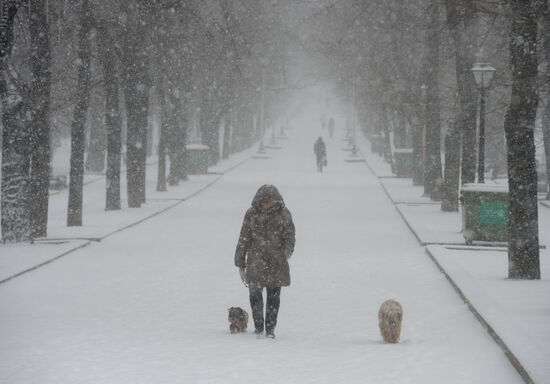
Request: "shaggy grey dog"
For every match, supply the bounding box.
[228,307,249,334]
[378,299,403,343]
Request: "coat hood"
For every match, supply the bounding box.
[251,184,285,210]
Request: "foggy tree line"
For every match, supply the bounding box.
[309,0,546,279]
[0,1,292,242]
[1,0,547,280]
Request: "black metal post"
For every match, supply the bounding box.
[422,90,429,196]
[478,87,486,183]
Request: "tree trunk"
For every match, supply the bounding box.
[157,82,169,190]
[210,115,222,165]
[543,94,550,200]
[200,89,221,166]
[412,119,424,185]
[1,64,32,242]
[85,116,106,173]
[424,0,443,200]
[157,137,167,192]
[67,0,92,227]
[222,112,231,160]
[240,108,255,151]
[505,0,540,279]
[220,0,237,161]
[379,104,392,165]
[0,1,32,242]
[98,23,122,211]
[232,108,247,153]
[177,95,188,181]
[121,3,149,208]
[28,0,52,238]
[139,110,148,204]
[441,122,461,211]
[165,88,183,185]
[229,109,238,155]
[395,106,408,149]
[445,0,478,186]
[383,124,393,169]
[146,113,154,157]
[542,6,550,199]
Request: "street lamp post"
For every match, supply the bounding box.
[419,84,428,189]
[471,63,496,184]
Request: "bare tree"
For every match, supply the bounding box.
[67,0,93,226]
[446,0,478,186]
[120,0,150,207]
[505,0,540,279]
[1,0,33,242]
[97,21,122,210]
[441,121,461,211]
[423,0,443,200]
[28,0,52,237]
[220,0,241,160]
[541,1,550,199]
[444,0,478,191]
[85,116,106,173]
[156,81,168,191]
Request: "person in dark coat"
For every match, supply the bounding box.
[313,136,327,172]
[235,184,296,338]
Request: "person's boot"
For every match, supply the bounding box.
[253,328,264,338]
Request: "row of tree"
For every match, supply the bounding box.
[1,0,545,279]
[1,0,295,243]
[304,0,547,279]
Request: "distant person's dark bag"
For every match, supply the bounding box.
[323,158,328,166]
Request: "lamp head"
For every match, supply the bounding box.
[471,63,496,90]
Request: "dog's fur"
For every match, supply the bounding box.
[228,307,249,334]
[378,299,403,343]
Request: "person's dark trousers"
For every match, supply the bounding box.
[316,155,322,171]
[249,285,281,333]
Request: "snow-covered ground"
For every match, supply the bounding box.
[358,133,550,383]
[0,115,547,383]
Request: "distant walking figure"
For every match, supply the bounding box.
[328,117,335,138]
[313,136,327,172]
[235,185,296,339]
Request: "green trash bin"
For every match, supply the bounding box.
[461,183,509,244]
[185,144,210,174]
[393,148,413,177]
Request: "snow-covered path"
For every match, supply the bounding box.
[0,124,522,383]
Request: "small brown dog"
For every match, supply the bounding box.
[378,299,403,343]
[228,307,249,334]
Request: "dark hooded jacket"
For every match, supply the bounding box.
[314,137,326,158]
[235,185,296,287]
